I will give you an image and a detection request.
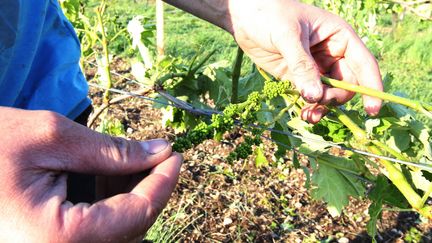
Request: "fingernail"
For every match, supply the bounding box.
[366,105,380,116]
[364,99,382,116]
[301,83,322,103]
[141,139,169,154]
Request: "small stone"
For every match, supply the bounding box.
[126,127,133,134]
[294,202,302,208]
[338,237,349,243]
[223,217,233,226]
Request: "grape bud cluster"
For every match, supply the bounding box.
[263,80,291,99]
[227,135,262,163]
[173,79,288,157]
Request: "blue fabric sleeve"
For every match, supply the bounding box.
[0,0,90,119]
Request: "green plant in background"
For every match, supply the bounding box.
[144,197,201,242]
[96,116,126,136]
[404,227,423,243]
[379,17,432,118]
[59,0,90,28]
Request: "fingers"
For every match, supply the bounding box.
[301,104,328,124]
[61,153,183,242]
[344,31,383,115]
[320,58,356,106]
[36,113,173,176]
[276,28,323,103]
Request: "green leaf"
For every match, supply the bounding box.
[196,74,213,92]
[254,147,269,168]
[311,155,366,217]
[271,122,301,159]
[302,166,311,189]
[313,118,349,143]
[200,62,233,108]
[96,118,126,137]
[209,69,232,107]
[386,129,411,152]
[367,175,387,240]
[292,151,300,169]
[370,175,409,209]
[411,170,432,193]
[366,196,383,241]
[409,120,432,160]
[367,175,409,239]
[365,0,378,10]
[256,102,274,125]
[388,98,416,118]
[238,70,265,102]
[160,106,193,133]
[375,118,393,135]
[288,118,330,152]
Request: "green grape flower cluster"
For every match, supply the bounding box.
[263,80,291,99]
[223,104,240,117]
[172,137,193,153]
[188,122,214,144]
[173,122,214,152]
[246,91,261,104]
[173,80,285,154]
[173,113,236,153]
[211,114,234,132]
[227,135,262,163]
[240,92,262,122]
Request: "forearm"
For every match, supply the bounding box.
[162,0,233,33]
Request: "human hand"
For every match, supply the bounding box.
[228,0,383,123]
[0,107,182,242]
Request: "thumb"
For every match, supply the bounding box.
[34,114,173,175]
[277,33,323,103]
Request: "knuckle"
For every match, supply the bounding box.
[61,203,92,242]
[146,198,165,225]
[104,136,132,167]
[284,22,301,35]
[33,111,65,143]
[290,58,316,75]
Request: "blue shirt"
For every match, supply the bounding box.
[0,0,90,119]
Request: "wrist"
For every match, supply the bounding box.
[163,0,232,33]
[227,0,289,36]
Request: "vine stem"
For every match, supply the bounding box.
[420,183,432,208]
[321,76,432,119]
[273,94,300,124]
[257,67,272,82]
[95,0,112,104]
[231,47,244,104]
[371,140,409,162]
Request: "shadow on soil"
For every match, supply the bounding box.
[352,212,432,243]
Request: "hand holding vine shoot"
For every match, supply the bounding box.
[163,0,384,123]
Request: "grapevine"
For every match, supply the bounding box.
[160,54,432,239]
[90,55,432,239]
